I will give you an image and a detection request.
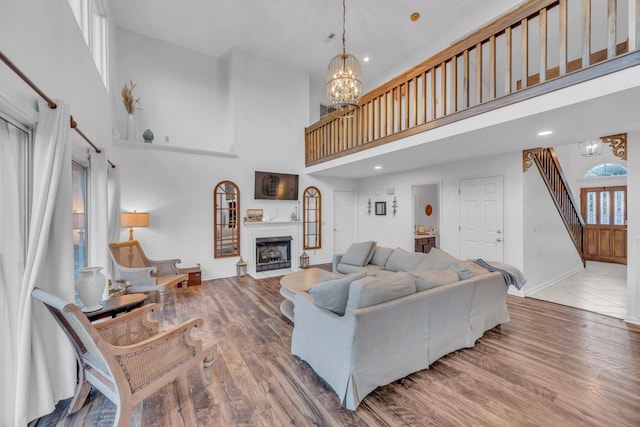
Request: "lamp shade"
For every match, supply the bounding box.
[120,211,149,227]
[73,212,85,229]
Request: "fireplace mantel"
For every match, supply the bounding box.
[243,221,302,277]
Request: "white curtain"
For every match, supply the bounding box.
[15,100,76,425]
[89,150,110,296]
[107,165,122,279]
[0,118,26,426]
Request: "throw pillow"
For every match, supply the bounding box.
[347,272,416,309]
[415,248,460,271]
[411,270,459,292]
[308,272,366,315]
[370,246,394,268]
[340,241,377,267]
[385,248,425,272]
[449,261,489,280]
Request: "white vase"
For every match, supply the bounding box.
[76,267,107,312]
[126,113,136,141]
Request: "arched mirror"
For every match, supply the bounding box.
[214,181,240,258]
[303,186,321,249]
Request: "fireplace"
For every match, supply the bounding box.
[255,236,292,272]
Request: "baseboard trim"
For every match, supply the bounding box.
[522,266,584,296]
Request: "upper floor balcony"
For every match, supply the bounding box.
[305,0,640,169]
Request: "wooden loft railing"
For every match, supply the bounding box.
[523,147,586,266]
[305,0,640,166]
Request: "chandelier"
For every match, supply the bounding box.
[578,139,603,157]
[326,0,361,118]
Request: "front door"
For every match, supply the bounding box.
[459,176,504,262]
[580,186,627,264]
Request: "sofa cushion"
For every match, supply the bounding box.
[415,248,460,271]
[336,263,380,275]
[410,270,460,292]
[449,261,489,280]
[308,272,366,315]
[370,246,394,268]
[340,241,377,267]
[385,248,425,272]
[347,272,416,309]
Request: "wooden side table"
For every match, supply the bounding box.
[179,265,202,286]
[85,293,148,322]
[415,235,436,253]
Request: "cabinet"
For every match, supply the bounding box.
[415,236,436,253]
[179,266,202,286]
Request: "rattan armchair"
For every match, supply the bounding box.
[108,240,188,298]
[32,287,212,427]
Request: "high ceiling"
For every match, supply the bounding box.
[108,0,522,89]
[109,1,640,179]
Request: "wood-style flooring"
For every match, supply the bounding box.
[35,271,640,426]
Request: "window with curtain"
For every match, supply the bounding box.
[0,115,31,265]
[72,161,88,282]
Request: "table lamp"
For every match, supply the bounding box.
[120,210,149,240]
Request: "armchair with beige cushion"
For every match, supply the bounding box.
[108,240,188,297]
[32,287,212,427]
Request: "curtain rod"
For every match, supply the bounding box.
[0,50,116,168]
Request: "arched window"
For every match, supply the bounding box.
[584,163,627,179]
[303,186,321,250]
[213,181,240,258]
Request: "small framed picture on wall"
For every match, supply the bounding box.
[375,202,386,216]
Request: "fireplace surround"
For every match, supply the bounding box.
[243,221,302,277]
[256,236,292,272]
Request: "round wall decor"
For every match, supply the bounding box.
[425,204,433,216]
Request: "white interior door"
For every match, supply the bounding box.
[459,176,504,262]
[333,189,357,254]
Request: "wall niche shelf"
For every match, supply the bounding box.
[113,139,238,158]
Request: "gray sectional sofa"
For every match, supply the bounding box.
[291,241,524,410]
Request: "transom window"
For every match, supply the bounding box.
[583,163,627,179]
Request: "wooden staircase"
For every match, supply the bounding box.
[523,147,585,266]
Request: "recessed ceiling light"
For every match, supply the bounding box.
[374,165,382,170]
[410,13,420,22]
[537,130,553,136]
[363,57,370,62]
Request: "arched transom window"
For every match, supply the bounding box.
[584,163,627,179]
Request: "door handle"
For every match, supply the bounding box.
[496,238,502,242]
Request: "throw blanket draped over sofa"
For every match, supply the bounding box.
[291,241,525,410]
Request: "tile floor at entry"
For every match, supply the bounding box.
[529,261,627,319]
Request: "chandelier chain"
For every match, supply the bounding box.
[342,0,346,55]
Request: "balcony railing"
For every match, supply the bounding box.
[305,0,640,166]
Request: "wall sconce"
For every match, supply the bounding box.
[367,198,372,215]
[236,256,247,277]
[120,210,149,241]
[392,197,398,217]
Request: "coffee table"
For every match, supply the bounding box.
[279,267,340,321]
[85,293,148,322]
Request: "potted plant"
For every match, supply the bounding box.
[121,80,142,140]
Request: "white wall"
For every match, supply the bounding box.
[626,131,639,324]
[522,161,584,294]
[110,38,353,278]
[114,28,230,150]
[0,0,112,154]
[355,151,525,276]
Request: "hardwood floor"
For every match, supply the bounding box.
[36,273,640,426]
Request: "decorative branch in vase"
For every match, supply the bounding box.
[121,80,142,140]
